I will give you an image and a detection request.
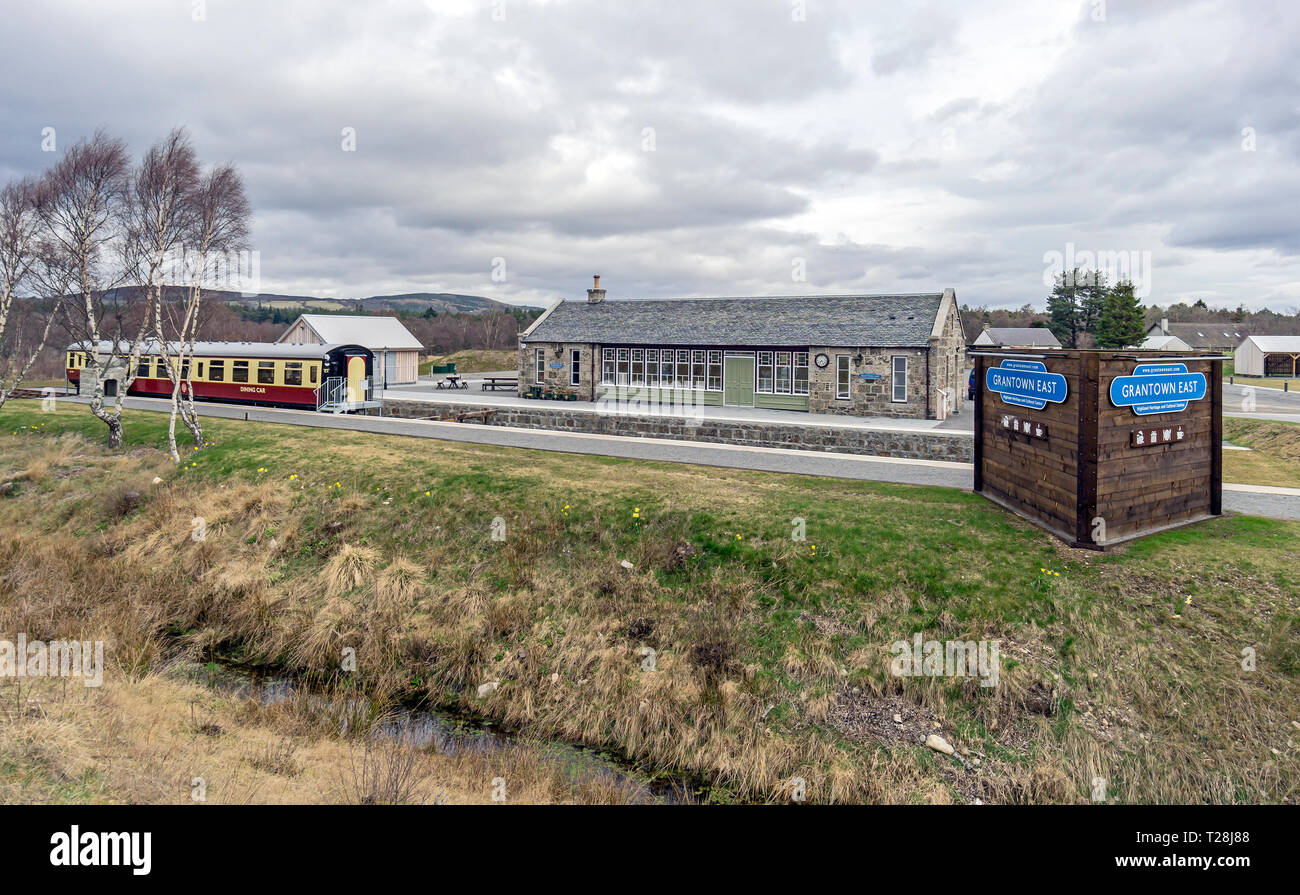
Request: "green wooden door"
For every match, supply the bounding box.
[724,356,754,406]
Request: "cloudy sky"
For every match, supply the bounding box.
[2,0,1297,310]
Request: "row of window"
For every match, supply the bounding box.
[530,346,910,403]
[66,353,320,387]
[594,348,724,390]
[756,351,810,395]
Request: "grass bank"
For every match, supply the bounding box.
[1,400,1297,803]
[1223,418,1300,489]
[420,350,516,374]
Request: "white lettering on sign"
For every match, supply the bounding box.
[239,386,267,394]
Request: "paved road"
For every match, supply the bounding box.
[60,394,1300,521]
[1222,382,1300,422]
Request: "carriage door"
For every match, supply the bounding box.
[346,355,365,403]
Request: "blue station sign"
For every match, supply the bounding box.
[985,359,1068,410]
[1109,362,1206,416]
[548,361,565,370]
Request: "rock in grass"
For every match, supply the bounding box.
[925,734,955,755]
[620,560,634,570]
[477,681,499,699]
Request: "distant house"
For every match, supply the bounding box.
[1145,318,1251,353]
[1136,333,1192,351]
[970,325,1061,349]
[1235,336,1300,377]
[279,314,423,386]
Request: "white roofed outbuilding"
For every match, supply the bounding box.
[1234,335,1300,377]
[279,314,423,385]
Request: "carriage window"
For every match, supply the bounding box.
[180,361,189,381]
[208,360,223,382]
[284,362,303,386]
[156,358,168,379]
[310,364,318,385]
[136,359,151,378]
[258,361,275,384]
[232,360,249,383]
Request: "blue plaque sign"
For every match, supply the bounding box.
[985,359,1068,410]
[1109,362,1206,416]
[548,362,565,370]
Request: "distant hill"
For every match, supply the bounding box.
[221,290,543,314]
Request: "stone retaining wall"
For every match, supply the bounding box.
[383,399,973,462]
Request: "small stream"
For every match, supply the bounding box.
[184,661,701,805]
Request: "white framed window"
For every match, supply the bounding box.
[571,349,581,386]
[659,349,673,388]
[691,350,706,389]
[631,348,644,386]
[707,351,722,391]
[892,356,908,403]
[616,348,630,385]
[676,350,690,389]
[757,351,774,393]
[794,352,809,395]
[535,348,545,383]
[601,348,615,385]
[645,349,658,387]
[836,355,851,400]
[775,351,792,394]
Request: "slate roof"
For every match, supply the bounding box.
[522,293,946,347]
[280,314,423,350]
[1146,322,1252,348]
[971,327,1061,348]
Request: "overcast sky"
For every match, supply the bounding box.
[2,0,1297,310]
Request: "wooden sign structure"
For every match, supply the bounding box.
[973,349,1224,549]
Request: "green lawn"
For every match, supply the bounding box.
[2,399,1297,804]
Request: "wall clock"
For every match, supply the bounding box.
[814,353,830,368]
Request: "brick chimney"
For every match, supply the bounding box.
[587,274,606,303]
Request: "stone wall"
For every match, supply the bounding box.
[383,399,972,462]
[519,342,596,399]
[806,346,931,418]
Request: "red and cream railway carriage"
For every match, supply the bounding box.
[65,341,376,411]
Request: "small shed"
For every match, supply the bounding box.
[1234,335,1300,377]
[973,349,1223,548]
[279,314,423,386]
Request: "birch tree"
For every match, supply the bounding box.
[34,132,139,448]
[170,162,251,449]
[0,178,58,411]
[124,128,199,461]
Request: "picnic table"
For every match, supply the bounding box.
[481,377,518,391]
[435,375,468,390]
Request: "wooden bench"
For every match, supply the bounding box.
[452,409,497,424]
[481,377,518,391]
[435,376,469,390]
